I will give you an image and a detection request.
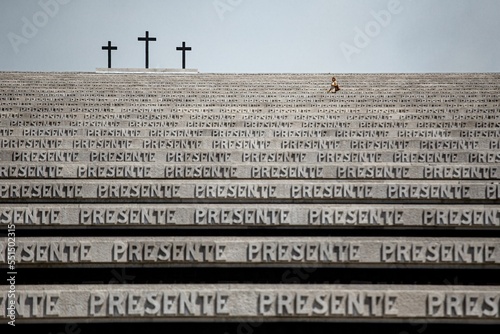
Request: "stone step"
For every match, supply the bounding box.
[6,236,500,267]
[2,284,500,323]
[0,138,492,150]
[1,163,499,180]
[0,180,497,202]
[1,203,499,228]
[1,71,499,326]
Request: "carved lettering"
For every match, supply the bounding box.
[89,291,230,316]
[112,241,226,262]
[248,242,360,262]
[258,292,398,316]
[80,208,175,225]
[427,293,500,317]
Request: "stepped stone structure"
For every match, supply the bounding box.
[1,72,500,329]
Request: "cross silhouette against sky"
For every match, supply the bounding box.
[137,31,157,69]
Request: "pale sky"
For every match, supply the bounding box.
[0,0,499,73]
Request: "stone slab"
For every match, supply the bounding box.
[1,163,499,180]
[2,110,500,120]
[2,237,499,267]
[1,137,495,151]
[3,149,500,166]
[0,180,498,201]
[3,149,495,163]
[4,127,500,139]
[2,119,495,129]
[1,204,499,228]
[2,284,500,323]
[3,109,500,119]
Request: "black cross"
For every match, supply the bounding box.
[176,42,192,69]
[137,31,157,69]
[101,41,117,69]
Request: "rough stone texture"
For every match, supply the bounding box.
[1,204,500,228]
[1,72,500,325]
[1,237,499,267]
[1,284,500,323]
[0,180,498,202]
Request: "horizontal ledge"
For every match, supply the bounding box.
[5,236,500,267]
[0,180,499,201]
[1,203,500,228]
[4,284,500,322]
[0,163,500,180]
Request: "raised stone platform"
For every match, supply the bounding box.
[0,72,499,329]
[96,68,199,74]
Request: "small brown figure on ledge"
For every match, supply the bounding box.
[327,76,340,93]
